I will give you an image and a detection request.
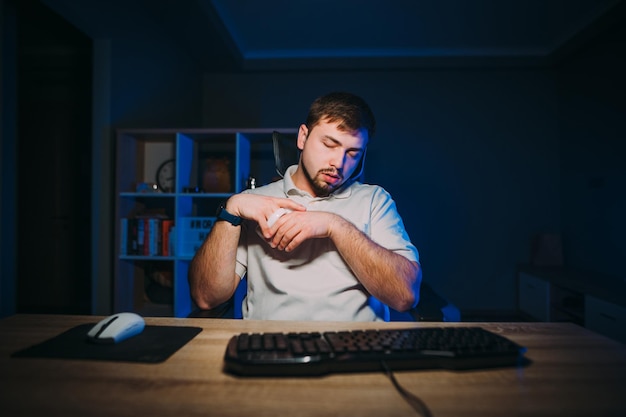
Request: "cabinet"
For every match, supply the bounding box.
[585,296,626,344]
[517,264,626,344]
[518,273,551,321]
[114,128,296,317]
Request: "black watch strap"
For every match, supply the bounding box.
[216,202,242,226]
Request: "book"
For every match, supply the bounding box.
[147,218,160,256]
[161,219,174,256]
[120,218,128,255]
[137,218,145,255]
[121,215,172,257]
[129,218,139,255]
[180,217,216,256]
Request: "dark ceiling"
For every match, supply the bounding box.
[43,0,625,71]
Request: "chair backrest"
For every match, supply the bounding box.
[272,131,300,177]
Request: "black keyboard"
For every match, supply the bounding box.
[223,326,527,376]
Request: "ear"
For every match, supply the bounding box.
[297,124,308,151]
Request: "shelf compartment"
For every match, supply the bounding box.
[115,258,175,314]
[178,132,240,194]
[117,131,176,193]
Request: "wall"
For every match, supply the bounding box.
[108,35,203,128]
[100,10,203,314]
[202,69,561,311]
[88,9,204,314]
[557,21,626,282]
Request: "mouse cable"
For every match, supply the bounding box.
[381,361,434,417]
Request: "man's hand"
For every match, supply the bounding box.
[226,194,306,236]
[189,193,304,310]
[267,210,339,251]
[265,209,420,312]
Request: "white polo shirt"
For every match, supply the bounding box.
[235,165,419,321]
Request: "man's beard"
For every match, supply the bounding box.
[302,164,344,197]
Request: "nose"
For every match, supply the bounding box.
[329,148,347,171]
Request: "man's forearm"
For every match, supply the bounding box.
[188,221,241,310]
[328,217,420,312]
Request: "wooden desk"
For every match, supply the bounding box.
[1,315,625,417]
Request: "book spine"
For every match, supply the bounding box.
[156,218,162,256]
[137,219,145,255]
[161,219,174,256]
[148,218,160,256]
[130,218,139,255]
[143,218,151,256]
[169,226,176,256]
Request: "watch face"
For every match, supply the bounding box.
[156,159,175,192]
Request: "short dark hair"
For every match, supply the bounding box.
[305,92,376,139]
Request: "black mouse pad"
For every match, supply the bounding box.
[11,323,202,363]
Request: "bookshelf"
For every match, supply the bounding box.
[115,128,296,317]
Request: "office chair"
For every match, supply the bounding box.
[189,131,460,322]
[272,130,300,178]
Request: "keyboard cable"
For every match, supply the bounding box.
[381,361,434,417]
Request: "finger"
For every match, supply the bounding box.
[259,207,290,238]
[278,199,307,212]
[278,218,311,251]
[283,230,305,252]
[272,218,298,250]
[267,208,291,228]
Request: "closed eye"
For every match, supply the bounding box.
[347,149,362,158]
[322,138,339,148]
[322,136,363,159]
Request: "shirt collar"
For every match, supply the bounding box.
[283,165,354,200]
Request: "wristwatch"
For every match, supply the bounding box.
[216,202,242,226]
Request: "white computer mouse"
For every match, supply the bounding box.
[256,208,293,241]
[86,312,145,344]
[267,208,292,227]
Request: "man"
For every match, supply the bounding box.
[189,92,421,321]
